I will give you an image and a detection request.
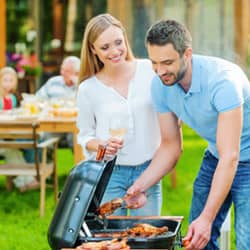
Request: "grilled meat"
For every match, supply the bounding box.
[127,223,168,237]
[94,231,128,238]
[96,198,124,216]
[93,223,168,238]
[75,238,130,250]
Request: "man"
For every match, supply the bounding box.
[36,55,80,148]
[36,55,80,99]
[126,20,250,249]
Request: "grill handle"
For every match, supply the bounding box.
[82,222,92,237]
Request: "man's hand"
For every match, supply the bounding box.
[183,215,212,250]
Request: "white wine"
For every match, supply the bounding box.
[109,128,128,139]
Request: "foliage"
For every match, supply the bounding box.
[21,64,42,77]
[6,0,29,51]
[6,52,42,78]
[0,127,236,249]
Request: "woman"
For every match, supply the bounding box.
[77,13,161,216]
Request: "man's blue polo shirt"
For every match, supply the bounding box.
[151,54,250,161]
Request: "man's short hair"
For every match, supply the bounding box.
[146,19,192,56]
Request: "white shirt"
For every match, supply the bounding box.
[76,59,160,165]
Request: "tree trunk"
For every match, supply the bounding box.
[65,0,77,52]
[234,0,249,67]
[0,0,6,67]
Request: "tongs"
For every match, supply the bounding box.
[96,192,146,217]
[96,197,127,217]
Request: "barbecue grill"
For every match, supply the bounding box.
[48,158,183,249]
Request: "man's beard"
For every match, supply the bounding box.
[175,58,188,83]
[160,57,188,86]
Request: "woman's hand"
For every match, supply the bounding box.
[104,137,123,156]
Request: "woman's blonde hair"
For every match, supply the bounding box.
[79,13,134,82]
[0,67,18,96]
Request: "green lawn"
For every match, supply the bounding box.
[161,125,207,228]
[0,125,236,249]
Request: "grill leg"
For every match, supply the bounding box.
[173,229,183,249]
[219,209,231,250]
[6,176,14,191]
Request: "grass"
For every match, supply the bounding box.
[0,125,236,249]
[0,149,74,250]
[161,126,208,229]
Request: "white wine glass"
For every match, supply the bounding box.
[109,120,128,140]
[108,114,129,155]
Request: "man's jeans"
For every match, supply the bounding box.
[190,150,250,249]
[101,160,162,216]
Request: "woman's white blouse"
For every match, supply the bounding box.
[76,59,160,165]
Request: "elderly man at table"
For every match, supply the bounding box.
[36,56,80,100]
[34,56,80,149]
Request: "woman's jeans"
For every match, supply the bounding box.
[190,150,250,249]
[101,160,162,216]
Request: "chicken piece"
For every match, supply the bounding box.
[105,238,130,250]
[76,241,103,250]
[96,198,124,216]
[127,223,168,237]
[94,231,128,238]
[76,238,130,250]
[94,223,168,239]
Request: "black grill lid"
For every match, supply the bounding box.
[48,158,116,250]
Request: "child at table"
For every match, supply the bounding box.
[0,66,39,192]
[0,66,18,109]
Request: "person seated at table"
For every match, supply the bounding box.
[36,56,80,100]
[35,56,80,148]
[0,67,19,109]
[0,66,39,192]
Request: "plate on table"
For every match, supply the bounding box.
[50,108,78,118]
[15,114,39,121]
[0,114,16,120]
